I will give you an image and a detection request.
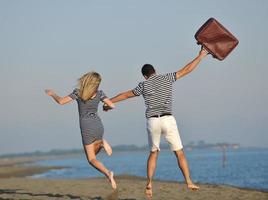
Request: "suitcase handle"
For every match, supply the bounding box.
[198,43,217,58]
[199,45,212,55]
[201,46,210,54]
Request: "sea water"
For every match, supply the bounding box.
[32,148,268,191]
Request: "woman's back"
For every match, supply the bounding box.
[69,89,107,119]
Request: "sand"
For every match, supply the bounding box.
[0,156,267,200]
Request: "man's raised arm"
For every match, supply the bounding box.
[176,48,208,80]
[110,90,136,103]
[103,90,136,111]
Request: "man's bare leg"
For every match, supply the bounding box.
[174,149,199,190]
[146,150,159,198]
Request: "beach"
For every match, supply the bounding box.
[0,156,267,200]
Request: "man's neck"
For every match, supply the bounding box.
[147,73,156,79]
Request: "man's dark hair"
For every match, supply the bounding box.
[141,64,155,77]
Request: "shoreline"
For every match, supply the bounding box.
[0,155,68,178]
[0,155,267,200]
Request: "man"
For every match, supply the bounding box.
[105,48,208,198]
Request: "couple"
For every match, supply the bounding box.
[45,48,207,198]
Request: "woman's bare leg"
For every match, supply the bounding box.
[93,140,102,155]
[102,139,112,156]
[93,139,112,156]
[83,141,117,189]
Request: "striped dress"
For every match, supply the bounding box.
[69,89,107,145]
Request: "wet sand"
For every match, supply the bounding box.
[0,156,65,178]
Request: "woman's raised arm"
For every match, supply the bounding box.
[45,89,73,105]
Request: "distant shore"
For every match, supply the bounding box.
[0,142,245,158]
[0,155,267,200]
[0,155,66,178]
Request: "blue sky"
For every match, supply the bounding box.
[0,0,267,154]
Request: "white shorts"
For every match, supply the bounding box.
[146,115,183,152]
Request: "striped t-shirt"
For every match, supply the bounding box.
[132,72,177,118]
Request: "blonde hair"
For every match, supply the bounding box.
[78,71,101,101]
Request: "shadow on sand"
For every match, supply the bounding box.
[0,189,137,200]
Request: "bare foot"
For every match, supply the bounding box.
[108,171,117,190]
[145,185,153,198]
[102,139,112,156]
[187,182,199,191]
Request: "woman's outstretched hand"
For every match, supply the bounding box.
[45,89,55,96]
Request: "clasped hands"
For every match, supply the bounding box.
[103,103,113,112]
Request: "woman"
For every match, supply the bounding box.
[45,71,117,189]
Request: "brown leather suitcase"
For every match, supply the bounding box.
[195,18,239,60]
